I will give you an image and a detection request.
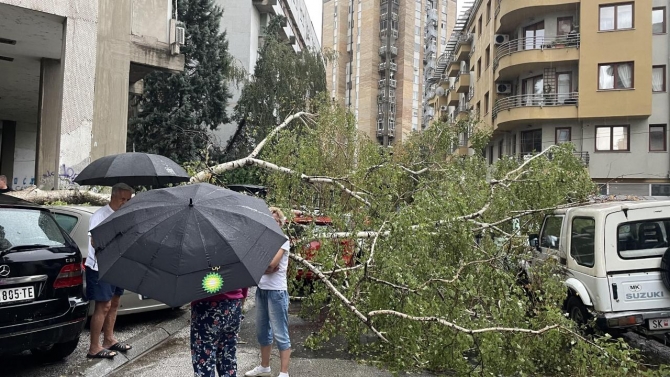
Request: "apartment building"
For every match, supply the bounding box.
[323,0,457,146]
[428,0,670,196]
[213,0,321,146]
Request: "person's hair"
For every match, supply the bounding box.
[111,183,134,198]
[0,175,6,183]
[269,206,286,223]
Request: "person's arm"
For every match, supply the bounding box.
[264,248,286,274]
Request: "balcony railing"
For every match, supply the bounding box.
[380,29,399,39]
[492,92,579,119]
[378,61,398,71]
[379,45,398,56]
[518,151,590,166]
[493,34,581,70]
[379,78,397,88]
[427,8,438,21]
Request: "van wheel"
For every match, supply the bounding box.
[567,296,590,325]
[660,248,670,291]
[31,337,79,362]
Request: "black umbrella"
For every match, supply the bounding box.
[74,152,190,187]
[90,183,287,307]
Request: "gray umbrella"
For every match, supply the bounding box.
[90,183,287,307]
[74,152,190,187]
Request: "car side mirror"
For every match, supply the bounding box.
[528,234,539,250]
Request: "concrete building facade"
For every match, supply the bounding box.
[0,0,184,190]
[427,0,670,196]
[213,0,321,147]
[322,0,457,146]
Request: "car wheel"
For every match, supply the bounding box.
[566,296,590,325]
[31,337,80,362]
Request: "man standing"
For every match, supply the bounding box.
[85,183,134,359]
[0,175,11,193]
[245,207,292,377]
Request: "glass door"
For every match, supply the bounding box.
[522,75,544,106]
[524,21,545,50]
[556,72,572,104]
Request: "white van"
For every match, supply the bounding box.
[530,200,670,334]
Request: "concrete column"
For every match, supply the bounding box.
[91,0,132,161]
[0,121,16,187]
[36,58,64,190]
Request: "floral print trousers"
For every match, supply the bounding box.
[191,299,243,377]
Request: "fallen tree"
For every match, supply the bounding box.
[191,97,667,376]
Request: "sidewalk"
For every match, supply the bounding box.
[110,292,433,377]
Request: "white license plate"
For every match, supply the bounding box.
[649,318,670,330]
[0,286,35,303]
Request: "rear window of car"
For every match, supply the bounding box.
[0,208,67,250]
[52,213,79,233]
[617,219,670,259]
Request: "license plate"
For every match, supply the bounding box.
[649,318,670,330]
[0,286,35,303]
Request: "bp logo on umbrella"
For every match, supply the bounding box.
[89,183,287,308]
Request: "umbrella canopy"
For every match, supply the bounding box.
[90,183,287,307]
[74,152,190,187]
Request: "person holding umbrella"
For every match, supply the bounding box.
[85,183,134,359]
[245,207,292,377]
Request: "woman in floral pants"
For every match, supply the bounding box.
[191,288,248,377]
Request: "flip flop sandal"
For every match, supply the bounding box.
[108,342,132,352]
[86,349,117,359]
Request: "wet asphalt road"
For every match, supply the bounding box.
[3,307,186,377]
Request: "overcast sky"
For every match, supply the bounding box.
[304,1,468,45]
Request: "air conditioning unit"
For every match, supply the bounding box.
[440,106,449,111]
[494,34,510,45]
[496,83,512,94]
[175,26,186,45]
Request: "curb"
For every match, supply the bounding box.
[82,287,257,377]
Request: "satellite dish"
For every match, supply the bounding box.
[435,87,445,96]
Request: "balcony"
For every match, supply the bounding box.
[455,33,473,61]
[455,71,470,93]
[380,29,399,39]
[377,89,397,101]
[380,11,399,21]
[425,43,437,55]
[494,35,580,81]
[379,78,397,89]
[378,61,398,72]
[253,0,278,13]
[447,60,460,77]
[492,92,579,130]
[446,87,459,106]
[497,0,580,34]
[427,8,438,22]
[379,45,398,56]
[456,103,470,121]
[425,27,437,40]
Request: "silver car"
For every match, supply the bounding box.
[49,205,170,315]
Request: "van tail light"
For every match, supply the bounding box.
[54,263,84,289]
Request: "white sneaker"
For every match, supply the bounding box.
[244,366,272,377]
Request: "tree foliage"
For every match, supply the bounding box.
[212,97,668,376]
[224,17,329,164]
[127,0,233,164]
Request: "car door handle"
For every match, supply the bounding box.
[612,283,618,301]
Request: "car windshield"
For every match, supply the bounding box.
[617,219,670,259]
[0,208,67,250]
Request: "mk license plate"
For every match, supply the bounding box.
[0,286,35,303]
[649,318,670,330]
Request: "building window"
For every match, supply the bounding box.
[599,3,634,31]
[595,125,630,151]
[498,139,503,159]
[484,92,489,114]
[653,65,666,92]
[486,0,491,22]
[511,134,517,155]
[477,58,481,78]
[598,62,634,90]
[476,101,481,118]
[488,145,493,164]
[521,129,542,154]
[555,128,571,144]
[485,46,490,67]
[478,16,482,37]
[650,125,667,151]
[557,17,574,36]
[653,7,666,34]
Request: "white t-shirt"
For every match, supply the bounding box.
[258,239,291,291]
[85,205,115,271]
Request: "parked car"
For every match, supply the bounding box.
[49,206,170,315]
[529,200,670,334]
[286,210,358,281]
[0,201,88,360]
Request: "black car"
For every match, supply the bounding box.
[0,201,88,361]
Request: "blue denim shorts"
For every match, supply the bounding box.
[255,289,291,351]
[85,266,124,302]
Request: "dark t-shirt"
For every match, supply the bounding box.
[0,188,11,194]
